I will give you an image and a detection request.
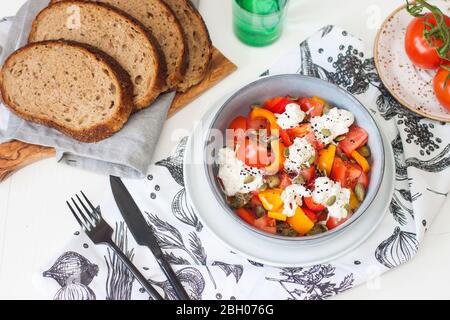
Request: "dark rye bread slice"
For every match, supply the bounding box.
[162,0,212,92]
[50,0,187,91]
[0,40,133,143]
[29,1,165,110]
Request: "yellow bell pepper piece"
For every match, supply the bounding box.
[349,190,361,210]
[265,139,286,175]
[318,144,336,176]
[268,211,287,222]
[249,107,280,132]
[312,96,326,105]
[287,207,314,235]
[351,150,371,173]
[258,189,284,211]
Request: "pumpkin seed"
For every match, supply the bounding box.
[244,175,256,184]
[255,205,266,218]
[258,183,268,192]
[308,155,316,165]
[321,128,332,137]
[283,148,290,158]
[267,175,281,188]
[334,135,346,142]
[306,224,329,236]
[288,96,299,101]
[292,175,305,185]
[250,104,262,109]
[323,103,334,114]
[355,183,366,202]
[357,145,371,158]
[326,195,337,206]
[229,193,252,209]
[344,204,352,217]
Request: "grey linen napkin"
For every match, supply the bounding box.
[0,0,174,179]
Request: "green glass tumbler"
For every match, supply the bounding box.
[233,0,288,47]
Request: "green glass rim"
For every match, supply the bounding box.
[234,0,289,17]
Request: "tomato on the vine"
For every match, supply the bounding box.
[405,13,450,70]
[433,65,450,112]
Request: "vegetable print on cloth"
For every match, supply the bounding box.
[30,25,449,300]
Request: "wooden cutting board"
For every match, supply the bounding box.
[0,47,236,182]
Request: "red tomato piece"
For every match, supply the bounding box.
[236,208,256,225]
[247,117,269,131]
[264,96,292,114]
[339,127,369,156]
[279,173,292,189]
[254,215,277,234]
[298,97,324,117]
[331,157,347,186]
[345,162,363,189]
[304,197,326,212]
[280,129,293,147]
[300,166,316,185]
[236,139,271,168]
[327,213,352,230]
[357,171,370,189]
[227,116,248,146]
[305,130,324,150]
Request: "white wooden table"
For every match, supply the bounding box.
[0,0,449,300]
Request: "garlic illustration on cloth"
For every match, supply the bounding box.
[375,227,419,269]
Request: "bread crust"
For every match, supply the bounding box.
[29,0,167,110]
[169,0,213,92]
[0,40,134,143]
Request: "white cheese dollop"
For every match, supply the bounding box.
[284,137,316,174]
[217,147,264,196]
[312,177,351,219]
[310,108,355,145]
[275,103,306,129]
[281,184,311,217]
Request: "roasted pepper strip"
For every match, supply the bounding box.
[249,107,280,134]
[286,207,315,235]
[351,150,371,173]
[268,211,287,222]
[265,139,286,175]
[258,188,284,211]
[318,144,336,176]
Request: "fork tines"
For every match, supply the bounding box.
[67,191,100,232]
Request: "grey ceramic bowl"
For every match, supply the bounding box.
[204,75,385,241]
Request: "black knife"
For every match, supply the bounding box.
[110,175,190,300]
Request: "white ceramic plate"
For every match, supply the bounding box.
[374,1,450,122]
[184,102,395,267]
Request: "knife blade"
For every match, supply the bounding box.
[110,175,190,300]
[110,175,164,257]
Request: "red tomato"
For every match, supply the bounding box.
[228,116,248,146]
[298,97,324,117]
[327,213,352,230]
[300,166,316,185]
[250,193,263,207]
[254,216,277,234]
[279,173,292,189]
[287,124,311,139]
[331,157,347,186]
[304,197,326,212]
[433,66,450,112]
[236,139,271,168]
[405,13,450,70]
[339,127,369,156]
[236,208,256,225]
[357,171,370,189]
[305,130,324,150]
[247,117,268,131]
[345,162,363,189]
[280,129,293,147]
[264,97,291,114]
[302,207,318,223]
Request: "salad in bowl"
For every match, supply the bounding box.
[216,95,372,237]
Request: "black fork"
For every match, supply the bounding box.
[67,191,163,300]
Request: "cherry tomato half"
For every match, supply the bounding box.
[304,197,326,212]
[236,139,271,168]
[339,127,368,156]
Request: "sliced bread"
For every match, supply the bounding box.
[50,0,187,91]
[162,0,212,92]
[29,1,165,110]
[0,40,134,143]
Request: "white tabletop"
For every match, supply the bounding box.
[0,0,449,300]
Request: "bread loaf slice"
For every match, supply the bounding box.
[162,0,212,92]
[50,0,187,91]
[0,40,134,143]
[29,1,165,110]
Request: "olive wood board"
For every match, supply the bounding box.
[0,47,237,182]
